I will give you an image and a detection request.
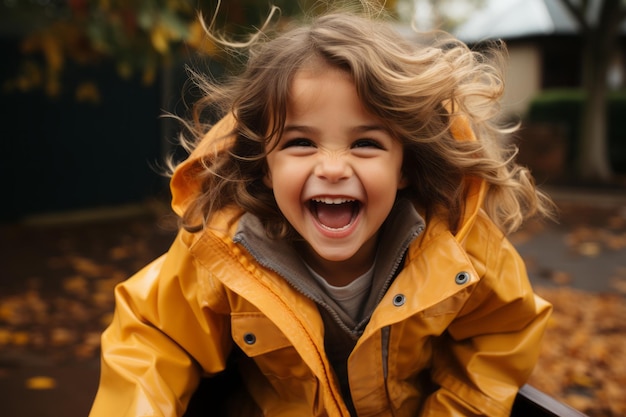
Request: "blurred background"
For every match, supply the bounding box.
[0,1,624,416]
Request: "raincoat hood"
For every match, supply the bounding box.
[170,115,237,218]
[169,112,488,242]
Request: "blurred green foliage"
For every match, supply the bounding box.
[2,0,396,98]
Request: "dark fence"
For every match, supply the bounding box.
[1,38,167,222]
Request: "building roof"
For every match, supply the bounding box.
[454,0,623,43]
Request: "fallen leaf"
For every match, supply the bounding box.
[551,270,572,285]
[577,241,601,257]
[50,327,77,346]
[605,233,626,250]
[610,277,626,295]
[570,372,596,388]
[68,256,103,277]
[0,328,11,345]
[12,331,30,346]
[26,376,57,390]
[100,312,114,327]
[607,215,625,230]
[529,286,626,417]
[62,275,88,297]
[109,245,132,260]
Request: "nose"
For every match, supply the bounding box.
[314,152,352,183]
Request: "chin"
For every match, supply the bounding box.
[314,248,359,263]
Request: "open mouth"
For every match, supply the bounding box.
[308,197,361,230]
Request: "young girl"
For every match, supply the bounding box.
[89,6,554,417]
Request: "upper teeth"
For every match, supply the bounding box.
[312,197,355,204]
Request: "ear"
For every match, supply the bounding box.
[397,174,409,190]
[263,169,273,189]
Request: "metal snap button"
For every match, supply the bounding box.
[393,294,406,306]
[243,332,256,345]
[455,271,470,285]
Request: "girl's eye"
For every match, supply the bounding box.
[352,139,384,149]
[282,138,315,149]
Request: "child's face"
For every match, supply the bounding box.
[264,67,407,282]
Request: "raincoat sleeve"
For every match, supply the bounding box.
[89,232,233,417]
[421,225,552,417]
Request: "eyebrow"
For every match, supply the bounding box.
[352,124,389,134]
[283,124,389,134]
[283,125,317,134]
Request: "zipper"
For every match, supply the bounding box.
[354,224,424,332]
[375,225,423,307]
[233,236,356,337]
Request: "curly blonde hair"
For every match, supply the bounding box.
[171,6,554,237]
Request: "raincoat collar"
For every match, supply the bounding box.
[232,198,425,336]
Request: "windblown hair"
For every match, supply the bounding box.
[170,5,554,238]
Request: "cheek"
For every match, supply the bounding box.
[268,162,301,191]
[365,162,405,191]
[267,164,306,210]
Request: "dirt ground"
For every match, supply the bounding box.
[1,189,625,417]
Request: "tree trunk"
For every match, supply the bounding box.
[578,31,611,181]
[576,0,622,182]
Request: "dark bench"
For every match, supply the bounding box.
[185,375,589,416]
[512,384,589,417]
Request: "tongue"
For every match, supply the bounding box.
[315,202,354,229]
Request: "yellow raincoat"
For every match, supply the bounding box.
[89,115,551,417]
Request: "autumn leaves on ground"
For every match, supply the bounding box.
[512,200,626,417]
[1,197,625,416]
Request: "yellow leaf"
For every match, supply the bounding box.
[607,214,625,229]
[92,291,111,309]
[186,20,217,56]
[167,0,191,13]
[151,24,170,54]
[0,303,12,321]
[571,372,595,388]
[142,66,156,86]
[12,331,30,346]
[577,241,600,257]
[109,245,130,260]
[100,312,114,327]
[75,82,101,104]
[63,275,88,297]
[26,376,57,390]
[562,394,593,414]
[605,234,626,250]
[0,328,11,345]
[42,36,64,73]
[70,256,102,276]
[75,332,102,359]
[117,62,133,79]
[610,277,626,294]
[550,270,572,285]
[50,327,76,346]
